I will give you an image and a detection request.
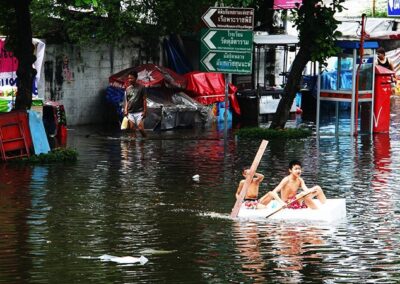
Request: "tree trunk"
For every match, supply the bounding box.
[269,46,311,129]
[14,0,35,110]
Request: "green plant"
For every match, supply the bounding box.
[10,148,78,163]
[235,127,312,140]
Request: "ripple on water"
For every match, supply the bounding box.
[1,126,400,283]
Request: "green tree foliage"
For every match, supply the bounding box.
[0,0,343,121]
[270,0,344,129]
[0,0,259,110]
[292,0,344,66]
[28,0,254,44]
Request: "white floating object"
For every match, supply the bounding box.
[140,248,177,255]
[238,199,346,222]
[192,174,200,181]
[99,254,148,265]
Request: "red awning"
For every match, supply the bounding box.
[184,71,240,115]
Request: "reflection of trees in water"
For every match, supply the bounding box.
[0,165,33,283]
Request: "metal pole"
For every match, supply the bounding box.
[316,66,321,134]
[371,49,376,134]
[351,48,356,135]
[354,14,367,136]
[224,73,231,139]
[335,101,339,134]
[372,0,376,17]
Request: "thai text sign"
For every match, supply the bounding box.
[273,0,302,9]
[200,51,252,74]
[202,7,254,30]
[201,29,253,52]
[200,7,254,74]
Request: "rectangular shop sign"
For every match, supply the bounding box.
[388,0,400,16]
[273,0,302,9]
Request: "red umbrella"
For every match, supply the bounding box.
[109,63,187,89]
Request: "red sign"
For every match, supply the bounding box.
[274,0,302,9]
[0,39,18,73]
[0,39,18,89]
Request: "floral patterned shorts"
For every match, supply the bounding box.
[287,196,307,209]
[244,199,258,209]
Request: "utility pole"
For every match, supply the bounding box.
[372,0,376,17]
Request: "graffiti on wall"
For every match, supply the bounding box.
[44,54,75,101]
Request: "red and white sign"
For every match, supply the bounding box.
[0,38,45,95]
[274,0,302,9]
[0,39,18,89]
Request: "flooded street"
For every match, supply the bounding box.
[1,99,400,283]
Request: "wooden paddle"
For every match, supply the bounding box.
[230,140,268,218]
[265,190,314,219]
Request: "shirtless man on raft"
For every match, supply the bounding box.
[258,160,326,209]
[235,168,264,209]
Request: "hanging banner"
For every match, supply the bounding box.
[0,38,45,97]
[273,0,302,9]
[0,39,18,93]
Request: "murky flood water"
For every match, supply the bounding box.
[1,100,400,283]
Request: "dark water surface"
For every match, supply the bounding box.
[1,101,400,283]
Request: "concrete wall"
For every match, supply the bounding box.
[42,39,156,125]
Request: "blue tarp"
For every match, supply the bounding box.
[106,86,125,120]
[28,110,50,155]
[163,35,192,75]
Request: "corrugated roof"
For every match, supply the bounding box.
[337,17,400,40]
[253,18,400,46]
[253,33,298,45]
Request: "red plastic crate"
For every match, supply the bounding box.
[0,110,32,158]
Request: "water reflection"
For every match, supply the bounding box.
[272,227,326,284]
[233,221,338,284]
[1,122,400,282]
[233,222,266,283]
[0,165,35,284]
[372,133,391,186]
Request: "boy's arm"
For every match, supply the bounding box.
[140,86,147,117]
[272,176,287,194]
[124,91,128,115]
[254,172,264,183]
[299,178,308,191]
[235,180,245,200]
[142,91,147,117]
[269,177,288,205]
[299,178,317,195]
[389,60,395,71]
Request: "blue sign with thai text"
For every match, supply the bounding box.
[388,0,400,17]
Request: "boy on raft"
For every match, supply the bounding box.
[235,168,264,209]
[258,160,326,209]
